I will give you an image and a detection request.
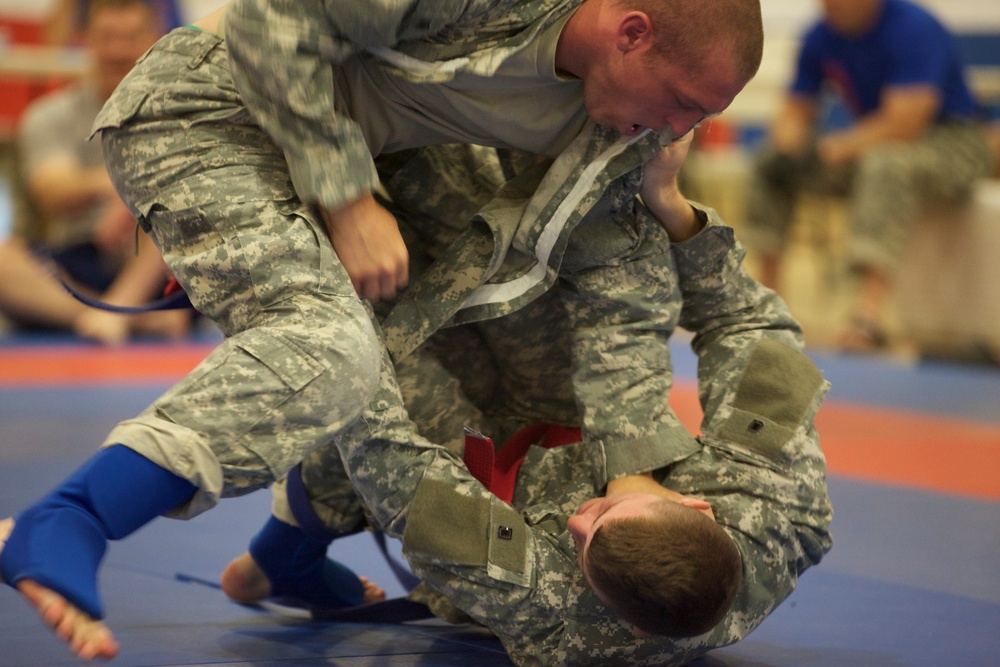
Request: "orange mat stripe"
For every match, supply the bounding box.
[813,402,1000,501]
[0,345,215,386]
[1,347,997,500]
[668,382,1000,502]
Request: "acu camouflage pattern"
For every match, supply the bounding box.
[742,121,994,272]
[377,143,719,481]
[380,122,672,361]
[89,10,833,664]
[302,212,833,665]
[286,143,832,665]
[225,0,676,360]
[223,0,582,212]
[92,29,382,515]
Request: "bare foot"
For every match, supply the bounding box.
[219,552,271,605]
[220,552,386,606]
[358,576,387,604]
[0,519,119,661]
[19,581,120,661]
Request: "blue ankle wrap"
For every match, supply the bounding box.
[249,515,364,609]
[1,503,107,618]
[0,445,196,619]
[286,463,341,542]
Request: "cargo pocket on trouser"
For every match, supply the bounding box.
[152,320,378,497]
[124,170,355,335]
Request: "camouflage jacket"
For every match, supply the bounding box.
[224,0,673,344]
[336,221,834,666]
[374,142,733,481]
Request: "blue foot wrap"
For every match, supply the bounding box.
[249,515,364,609]
[286,463,341,542]
[0,445,196,619]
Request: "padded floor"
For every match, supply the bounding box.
[1,334,998,666]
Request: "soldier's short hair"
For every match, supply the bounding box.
[615,0,764,82]
[586,499,743,637]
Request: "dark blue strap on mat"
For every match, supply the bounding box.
[372,530,422,592]
[311,596,433,623]
[60,279,193,313]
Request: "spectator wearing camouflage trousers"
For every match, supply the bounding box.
[741,0,994,351]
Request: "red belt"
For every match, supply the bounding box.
[463,423,582,502]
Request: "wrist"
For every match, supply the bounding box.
[321,192,377,230]
[647,190,702,243]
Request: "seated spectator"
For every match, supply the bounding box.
[740,0,994,352]
[43,0,183,45]
[0,0,189,345]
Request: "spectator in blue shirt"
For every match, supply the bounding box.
[741,0,994,351]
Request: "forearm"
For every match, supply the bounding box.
[98,233,170,306]
[820,88,941,164]
[820,114,919,163]
[672,207,808,432]
[562,215,699,483]
[639,178,703,243]
[28,163,116,218]
[769,95,818,157]
[638,133,703,242]
[675,206,800,342]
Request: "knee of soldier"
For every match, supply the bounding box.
[272,296,383,413]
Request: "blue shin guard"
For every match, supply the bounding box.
[0,445,196,619]
[249,515,365,610]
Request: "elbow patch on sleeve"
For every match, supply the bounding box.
[403,478,532,586]
[715,339,825,460]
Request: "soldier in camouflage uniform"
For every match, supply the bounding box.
[0,0,765,660]
[740,0,994,350]
[224,147,833,664]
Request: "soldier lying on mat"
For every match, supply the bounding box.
[219,144,834,666]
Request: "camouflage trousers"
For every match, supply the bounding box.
[92,28,382,517]
[273,282,581,533]
[742,121,994,272]
[267,139,582,532]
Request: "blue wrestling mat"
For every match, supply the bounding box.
[1,335,998,667]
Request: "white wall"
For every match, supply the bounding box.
[0,0,53,21]
[182,0,227,22]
